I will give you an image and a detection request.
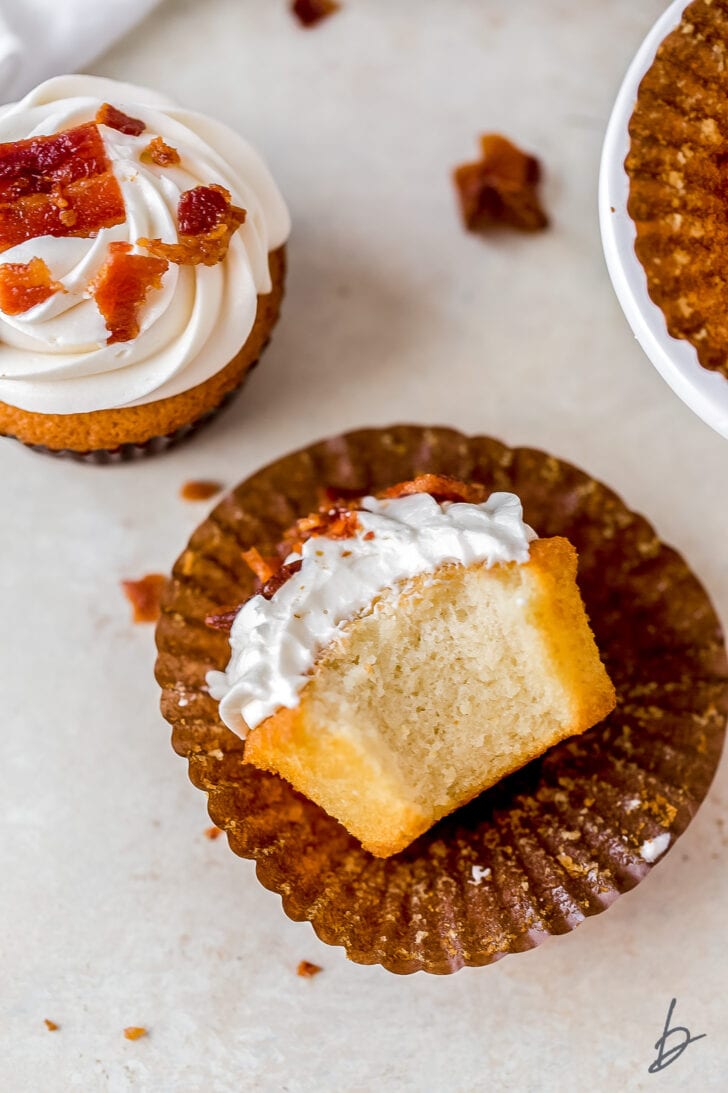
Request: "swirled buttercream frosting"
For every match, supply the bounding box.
[0,75,290,414]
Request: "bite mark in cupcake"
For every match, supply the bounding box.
[207,478,615,857]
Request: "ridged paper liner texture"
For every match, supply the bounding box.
[626,0,728,377]
[19,371,254,464]
[155,425,728,974]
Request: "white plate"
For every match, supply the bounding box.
[599,0,728,439]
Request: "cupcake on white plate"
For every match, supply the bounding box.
[601,0,728,439]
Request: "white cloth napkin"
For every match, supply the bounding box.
[0,0,161,104]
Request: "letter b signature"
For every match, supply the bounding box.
[648,998,706,1074]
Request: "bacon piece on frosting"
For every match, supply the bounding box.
[0,257,62,314]
[141,136,181,168]
[90,242,168,344]
[453,134,549,233]
[95,103,146,136]
[0,123,126,250]
[138,184,246,267]
[381,475,488,505]
[291,0,340,27]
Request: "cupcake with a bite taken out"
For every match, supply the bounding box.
[0,75,290,461]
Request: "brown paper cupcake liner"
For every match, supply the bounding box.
[155,425,728,974]
[13,359,262,465]
[626,0,728,377]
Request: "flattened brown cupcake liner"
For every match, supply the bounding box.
[155,425,728,974]
[626,0,728,377]
[14,364,259,465]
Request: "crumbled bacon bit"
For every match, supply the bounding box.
[203,825,222,840]
[121,573,167,623]
[123,1027,147,1041]
[281,507,362,557]
[453,134,548,233]
[363,531,375,540]
[0,123,126,250]
[95,103,146,137]
[90,242,168,344]
[138,184,246,267]
[205,606,240,632]
[291,0,340,27]
[296,960,323,977]
[142,136,181,168]
[180,479,223,502]
[44,1019,59,1031]
[0,257,62,314]
[382,475,488,504]
[260,559,303,601]
[241,546,278,584]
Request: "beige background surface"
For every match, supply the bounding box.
[2,1,726,1090]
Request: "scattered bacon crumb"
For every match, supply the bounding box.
[291,0,340,27]
[123,1027,147,1041]
[205,606,240,632]
[297,960,323,977]
[382,475,488,504]
[363,531,375,541]
[138,184,246,267]
[43,1019,59,1031]
[90,242,168,344]
[95,103,146,137]
[142,136,181,168]
[203,825,222,840]
[0,123,126,251]
[453,134,548,233]
[0,257,62,314]
[241,546,278,584]
[121,573,167,623]
[180,479,223,502]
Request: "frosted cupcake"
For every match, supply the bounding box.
[0,75,290,460]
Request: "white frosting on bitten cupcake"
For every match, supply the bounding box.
[208,491,537,734]
[0,75,290,414]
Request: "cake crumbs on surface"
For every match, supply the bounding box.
[203,825,222,840]
[291,0,340,27]
[43,1019,59,1031]
[296,960,323,977]
[180,479,223,501]
[121,574,167,623]
[453,134,548,233]
[123,1027,147,1041]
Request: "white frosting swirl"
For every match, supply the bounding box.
[208,491,537,734]
[0,75,290,413]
